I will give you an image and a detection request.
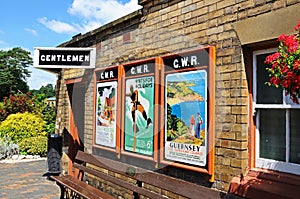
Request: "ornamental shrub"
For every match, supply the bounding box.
[0,112,47,143]
[0,92,39,122]
[0,93,57,135]
[18,136,47,156]
[0,136,19,159]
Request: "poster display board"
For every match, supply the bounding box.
[94,66,121,153]
[121,58,159,160]
[92,47,214,179]
[160,47,215,178]
[164,70,207,166]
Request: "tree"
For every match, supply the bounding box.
[0,47,32,101]
[31,83,56,98]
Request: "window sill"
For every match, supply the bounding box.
[229,168,300,199]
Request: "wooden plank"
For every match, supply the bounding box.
[50,175,101,199]
[63,175,115,199]
[75,163,167,199]
[75,151,221,199]
[136,172,221,199]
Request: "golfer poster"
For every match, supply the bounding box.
[165,70,207,166]
[95,81,117,148]
[124,76,154,155]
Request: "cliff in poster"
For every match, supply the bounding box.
[167,81,204,106]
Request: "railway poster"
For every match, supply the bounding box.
[165,70,207,166]
[124,76,154,155]
[95,81,118,148]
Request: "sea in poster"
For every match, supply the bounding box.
[95,81,117,148]
[165,70,207,166]
[124,76,154,155]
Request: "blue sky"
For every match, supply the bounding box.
[0,0,140,89]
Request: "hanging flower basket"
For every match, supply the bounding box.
[265,19,300,104]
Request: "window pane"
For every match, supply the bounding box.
[256,54,282,104]
[260,109,285,161]
[285,94,300,105]
[290,110,300,164]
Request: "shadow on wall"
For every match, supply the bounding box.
[62,68,95,162]
[62,127,84,166]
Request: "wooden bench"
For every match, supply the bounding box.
[51,150,222,199]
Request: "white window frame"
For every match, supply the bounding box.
[253,49,300,175]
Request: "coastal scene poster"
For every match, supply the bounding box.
[124,76,154,155]
[165,70,207,166]
[95,81,117,148]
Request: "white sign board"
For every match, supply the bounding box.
[34,47,96,68]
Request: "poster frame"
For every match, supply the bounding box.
[159,47,215,182]
[120,57,160,163]
[93,66,123,155]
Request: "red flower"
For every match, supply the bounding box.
[284,35,299,53]
[283,80,289,88]
[270,77,280,86]
[278,34,286,42]
[281,65,289,74]
[294,19,300,31]
[265,52,280,64]
[293,60,300,70]
[265,19,300,104]
[291,94,299,104]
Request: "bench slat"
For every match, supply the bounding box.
[74,163,167,199]
[63,175,115,199]
[51,175,102,199]
[75,151,220,199]
[53,151,220,199]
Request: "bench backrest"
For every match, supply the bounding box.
[74,151,220,199]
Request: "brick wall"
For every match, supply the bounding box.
[55,0,300,193]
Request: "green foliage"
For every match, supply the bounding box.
[31,85,57,134]
[0,112,47,143]
[167,103,172,130]
[0,47,32,101]
[176,121,188,135]
[166,103,188,140]
[31,84,56,98]
[0,136,19,159]
[167,130,177,140]
[42,105,56,134]
[0,92,56,134]
[0,92,42,121]
[18,136,47,156]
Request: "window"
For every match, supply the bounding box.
[253,49,300,175]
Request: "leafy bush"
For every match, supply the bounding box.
[0,93,40,122]
[42,105,56,134]
[0,93,57,135]
[18,136,47,156]
[0,112,47,143]
[0,136,19,159]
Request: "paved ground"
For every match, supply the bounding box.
[0,159,60,199]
